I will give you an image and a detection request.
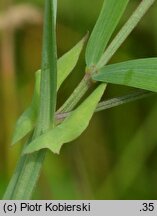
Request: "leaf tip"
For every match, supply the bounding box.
[11,138,17,146]
[83,31,89,43]
[11,129,22,146]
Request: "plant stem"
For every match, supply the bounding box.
[56,90,155,122]
[57,73,93,113]
[3,0,57,199]
[3,147,46,199]
[95,90,155,112]
[57,0,156,116]
[96,0,156,69]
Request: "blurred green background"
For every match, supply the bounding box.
[0,0,157,199]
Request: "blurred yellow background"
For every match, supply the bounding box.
[1,0,157,199]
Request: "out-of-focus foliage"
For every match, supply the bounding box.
[0,0,157,199]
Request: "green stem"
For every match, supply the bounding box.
[3,148,46,199]
[58,0,156,115]
[57,73,92,113]
[56,90,154,122]
[96,0,156,69]
[95,90,154,112]
[3,0,57,199]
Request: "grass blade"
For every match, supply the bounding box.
[85,0,129,66]
[96,0,156,69]
[93,58,157,92]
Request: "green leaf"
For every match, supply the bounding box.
[12,36,87,145]
[57,34,88,90]
[85,0,129,67]
[92,58,157,92]
[11,70,40,145]
[23,84,106,154]
[96,0,156,69]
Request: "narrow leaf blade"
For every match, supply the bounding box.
[85,0,129,66]
[92,58,157,92]
[96,0,156,69]
[24,84,106,154]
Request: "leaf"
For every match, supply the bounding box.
[85,0,129,67]
[23,84,106,154]
[57,34,88,90]
[12,36,87,145]
[11,70,40,145]
[96,0,156,69]
[92,58,157,92]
